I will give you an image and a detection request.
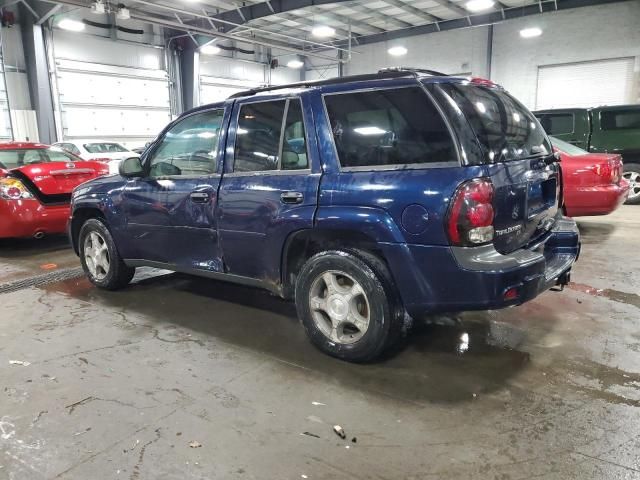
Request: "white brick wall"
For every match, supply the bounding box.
[341,1,639,109]
[344,26,490,77]
[491,1,640,108]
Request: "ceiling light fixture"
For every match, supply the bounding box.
[58,19,85,31]
[200,44,221,55]
[117,6,130,20]
[91,0,105,14]
[465,0,495,12]
[388,46,407,56]
[311,25,336,38]
[520,27,542,38]
[287,59,304,69]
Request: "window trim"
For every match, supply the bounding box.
[321,83,461,173]
[230,96,312,175]
[144,107,226,179]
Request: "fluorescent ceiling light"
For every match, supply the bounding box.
[388,46,407,56]
[58,19,85,31]
[311,25,336,38]
[520,27,542,38]
[465,0,494,12]
[200,45,221,55]
[287,59,304,69]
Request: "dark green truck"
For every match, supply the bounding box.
[534,105,640,204]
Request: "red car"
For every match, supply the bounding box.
[551,136,630,217]
[0,142,109,239]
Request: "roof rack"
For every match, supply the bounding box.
[378,67,449,77]
[227,67,448,100]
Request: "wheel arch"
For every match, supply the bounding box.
[70,207,106,254]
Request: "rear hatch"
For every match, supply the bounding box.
[12,160,108,203]
[435,81,559,254]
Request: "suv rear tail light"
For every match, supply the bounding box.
[447,178,495,246]
[0,178,34,200]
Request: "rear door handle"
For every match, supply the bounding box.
[190,191,211,203]
[281,191,304,204]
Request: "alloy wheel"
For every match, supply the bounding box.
[623,170,640,202]
[84,231,110,280]
[309,270,370,344]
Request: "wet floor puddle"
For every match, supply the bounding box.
[568,282,640,309]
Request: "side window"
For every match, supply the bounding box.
[234,101,286,173]
[148,109,224,177]
[544,114,574,135]
[324,87,456,168]
[601,110,640,131]
[282,100,309,170]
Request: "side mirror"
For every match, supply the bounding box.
[119,157,144,178]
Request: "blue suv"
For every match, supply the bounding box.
[69,68,580,362]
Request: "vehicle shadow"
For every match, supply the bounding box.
[575,220,616,244]
[0,235,70,258]
[49,270,550,405]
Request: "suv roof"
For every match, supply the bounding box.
[227,68,455,100]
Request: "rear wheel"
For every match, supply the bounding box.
[79,219,135,290]
[623,163,640,204]
[295,250,403,362]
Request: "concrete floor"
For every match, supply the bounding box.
[1,207,639,480]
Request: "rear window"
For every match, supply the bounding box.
[324,87,456,169]
[537,113,574,135]
[438,83,551,163]
[84,143,128,153]
[600,109,640,131]
[0,148,76,169]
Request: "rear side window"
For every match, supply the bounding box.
[84,143,128,153]
[537,113,574,135]
[234,99,309,173]
[601,109,640,131]
[324,87,456,169]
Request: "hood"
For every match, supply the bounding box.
[12,160,109,196]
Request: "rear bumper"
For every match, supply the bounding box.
[0,199,70,239]
[379,217,580,317]
[565,181,630,217]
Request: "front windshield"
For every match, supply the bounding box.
[84,143,128,153]
[549,136,589,156]
[438,83,552,163]
[0,148,77,170]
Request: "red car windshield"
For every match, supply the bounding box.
[0,148,78,170]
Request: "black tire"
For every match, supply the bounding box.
[78,218,135,290]
[623,162,640,205]
[295,249,404,362]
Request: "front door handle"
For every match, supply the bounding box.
[281,191,304,204]
[190,192,211,203]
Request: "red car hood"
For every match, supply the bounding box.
[7,161,109,195]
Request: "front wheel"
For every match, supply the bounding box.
[623,162,640,205]
[295,250,403,362]
[79,218,135,290]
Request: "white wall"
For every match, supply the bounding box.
[491,1,640,108]
[344,26,490,77]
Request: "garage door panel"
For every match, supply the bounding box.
[58,71,170,108]
[62,107,170,138]
[536,58,635,110]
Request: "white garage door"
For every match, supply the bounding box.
[55,59,171,149]
[536,58,635,110]
[199,76,260,105]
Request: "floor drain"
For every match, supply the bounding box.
[0,267,85,295]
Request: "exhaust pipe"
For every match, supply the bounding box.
[33,232,45,240]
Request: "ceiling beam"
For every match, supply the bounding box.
[380,0,443,23]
